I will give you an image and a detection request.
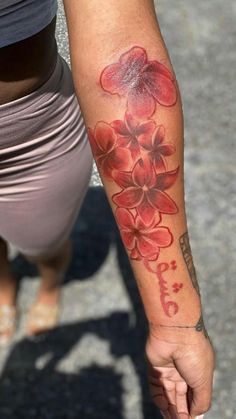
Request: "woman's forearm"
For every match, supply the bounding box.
[64,0,204,334]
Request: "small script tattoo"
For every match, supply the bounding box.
[179,232,200,295]
[145,260,180,317]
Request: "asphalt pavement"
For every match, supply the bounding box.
[0,1,235,418]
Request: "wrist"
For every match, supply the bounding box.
[148,312,209,345]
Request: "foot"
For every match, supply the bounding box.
[26,280,61,336]
[25,240,71,337]
[26,301,60,337]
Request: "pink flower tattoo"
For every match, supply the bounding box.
[116,208,173,261]
[100,46,177,119]
[111,112,156,161]
[88,122,132,179]
[113,158,179,225]
[139,125,176,172]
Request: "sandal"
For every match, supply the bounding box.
[0,304,16,346]
[26,302,60,336]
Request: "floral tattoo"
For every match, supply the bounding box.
[88,46,182,317]
[100,46,177,118]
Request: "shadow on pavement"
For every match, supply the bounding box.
[2,187,162,419]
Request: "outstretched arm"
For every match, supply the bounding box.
[63,1,214,417]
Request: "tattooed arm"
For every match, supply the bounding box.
[63,0,214,417]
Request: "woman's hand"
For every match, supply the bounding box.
[145,328,215,419]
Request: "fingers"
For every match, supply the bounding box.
[148,374,176,418]
[147,363,211,419]
[148,366,189,419]
[162,379,179,419]
[160,410,171,419]
[176,381,189,418]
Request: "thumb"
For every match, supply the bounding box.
[189,379,212,417]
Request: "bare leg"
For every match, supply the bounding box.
[0,237,18,341]
[24,239,72,335]
[0,237,18,306]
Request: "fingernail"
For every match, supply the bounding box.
[195,416,204,419]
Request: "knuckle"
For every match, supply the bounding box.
[204,401,212,413]
[192,400,212,416]
[201,400,212,413]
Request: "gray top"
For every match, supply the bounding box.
[0,0,58,48]
[0,0,22,10]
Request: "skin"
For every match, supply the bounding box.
[0,18,71,337]
[0,17,57,104]
[63,0,215,417]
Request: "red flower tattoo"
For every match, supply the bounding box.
[100,46,177,119]
[88,45,181,318]
[111,112,156,161]
[88,122,132,179]
[113,158,179,225]
[116,208,173,261]
[139,125,176,172]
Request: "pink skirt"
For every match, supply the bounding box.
[0,54,93,257]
